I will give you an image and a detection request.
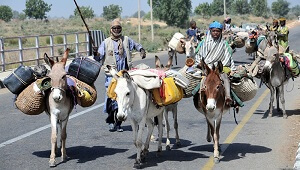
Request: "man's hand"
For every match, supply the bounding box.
[93,46,99,56]
[140,48,146,59]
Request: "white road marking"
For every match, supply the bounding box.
[0,102,105,148]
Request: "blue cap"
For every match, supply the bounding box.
[209,21,223,30]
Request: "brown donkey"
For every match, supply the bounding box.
[193,60,230,163]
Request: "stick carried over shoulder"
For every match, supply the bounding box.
[73,0,95,47]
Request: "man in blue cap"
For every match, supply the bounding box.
[195,21,236,106]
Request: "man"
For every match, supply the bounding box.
[195,21,236,106]
[223,17,232,32]
[93,19,146,132]
[270,19,279,31]
[277,17,289,49]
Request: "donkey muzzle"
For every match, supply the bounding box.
[206,98,216,111]
[117,112,127,121]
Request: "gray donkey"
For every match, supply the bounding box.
[262,46,290,118]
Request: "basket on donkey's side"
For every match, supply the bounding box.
[178,65,202,98]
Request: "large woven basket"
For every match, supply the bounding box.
[231,77,258,102]
[15,82,45,115]
[179,66,202,98]
[69,76,97,107]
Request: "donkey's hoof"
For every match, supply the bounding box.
[49,161,56,167]
[176,141,182,147]
[133,162,142,169]
[283,115,288,119]
[156,150,162,157]
[214,157,220,164]
[61,156,68,162]
[166,145,171,151]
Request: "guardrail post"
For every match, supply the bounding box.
[85,33,89,56]
[0,38,5,71]
[35,36,40,65]
[63,34,67,51]
[75,33,79,57]
[18,37,24,65]
[50,35,54,59]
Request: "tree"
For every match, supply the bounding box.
[210,0,224,16]
[149,0,192,28]
[0,5,13,22]
[194,3,211,18]
[132,10,146,18]
[74,6,95,19]
[23,0,51,20]
[250,0,269,17]
[272,0,290,16]
[232,0,250,15]
[102,4,122,20]
[290,5,300,17]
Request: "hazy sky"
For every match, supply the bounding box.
[0,0,299,18]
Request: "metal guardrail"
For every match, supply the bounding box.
[0,30,106,72]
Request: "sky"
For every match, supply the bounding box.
[0,0,299,18]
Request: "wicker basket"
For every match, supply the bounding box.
[15,82,45,115]
[69,76,97,107]
[179,66,202,98]
[231,77,258,102]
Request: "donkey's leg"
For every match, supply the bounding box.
[268,87,275,117]
[276,87,280,112]
[143,118,155,157]
[134,118,146,168]
[173,104,181,147]
[164,109,171,150]
[49,115,58,167]
[213,118,222,164]
[279,86,287,119]
[206,119,212,142]
[60,118,69,162]
[156,112,164,156]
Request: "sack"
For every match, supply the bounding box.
[245,39,256,53]
[168,32,185,50]
[233,37,245,48]
[3,65,36,94]
[231,77,258,102]
[68,57,101,85]
[176,41,185,54]
[153,77,183,106]
[107,78,117,100]
[15,81,46,115]
[284,53,300,76]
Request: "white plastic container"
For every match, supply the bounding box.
[168,32,185,50]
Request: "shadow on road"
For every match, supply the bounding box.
[189,143,271,162]
[32,145,128,164]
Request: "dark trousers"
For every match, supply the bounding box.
[105,98,122,126]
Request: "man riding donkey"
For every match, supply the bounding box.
[277,17,289,50]
[93,19,146,132]
[194,21,236,106]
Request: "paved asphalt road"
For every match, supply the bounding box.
[0,25,300,170]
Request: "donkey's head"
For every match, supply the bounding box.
[107,66,134,121]
[200,60,225,112]
[264,46,279,70]
[266,30,278,48]
[180,37,196,59]
[44,48,70,102]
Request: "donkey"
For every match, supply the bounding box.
[44,48,74,167]
[154,56,181,150]
[168,37,197,66]
[193,60,230,163]
[262,46,290,118]
[107,66,164,168]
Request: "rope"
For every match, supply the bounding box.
[12,72,27,85]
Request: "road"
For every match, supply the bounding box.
[0,25,300,170]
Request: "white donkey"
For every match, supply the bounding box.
[44,49,73,167]
[107,66,164,168]
[154,56,181,150]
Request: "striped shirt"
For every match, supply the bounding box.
[195,30,236,70]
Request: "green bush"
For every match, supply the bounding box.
[55,36,64,44]
[46,37,50,45]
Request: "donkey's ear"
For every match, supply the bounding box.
[202,59,211,75]
[123,71,131,81]
[216,61,223,73]
[106,65,118,78]
[155,55,161,68]
[60,48,70,66]
[44,53,54,68]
